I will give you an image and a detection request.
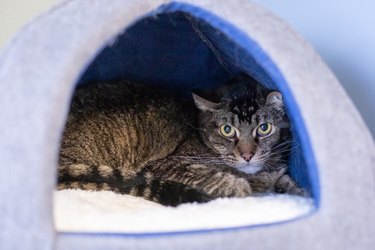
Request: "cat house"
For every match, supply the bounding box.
[0,0,374,249]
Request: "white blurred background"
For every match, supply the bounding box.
[1,0,374,138]
[253,0,375,138]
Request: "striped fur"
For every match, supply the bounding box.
[58,77,303,206]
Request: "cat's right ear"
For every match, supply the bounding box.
[266,91,283,107]
[192,92,221,112]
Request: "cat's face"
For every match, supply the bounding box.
[193,81,290,174]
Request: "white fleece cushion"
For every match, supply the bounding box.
[54,189,315,233]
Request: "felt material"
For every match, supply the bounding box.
[0,0,374,250]
[54,190,314,233]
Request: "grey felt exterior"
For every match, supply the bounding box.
[0,0,374,250]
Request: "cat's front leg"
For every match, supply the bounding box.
[274,173,307,196]
[245,170,283,193]
[152,163,253,199]
[251,167,307,196]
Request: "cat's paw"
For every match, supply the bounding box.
[274,174,307,196]
[179,187,213,204]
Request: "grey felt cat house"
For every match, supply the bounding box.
[0,0,374,249]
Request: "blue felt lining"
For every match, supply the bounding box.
[79,11,231,91]
[73,1,320,234]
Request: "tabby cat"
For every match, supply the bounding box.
[58,75,303,206]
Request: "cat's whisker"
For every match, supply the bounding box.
[268,145,296,155]
[271,144,292,152]
[274,140,293,147]
[270,144,299,154]
[273,140,293,147]
[262,161,282,171]
[260,162,272,173]
[264,150,290,158]
[172,156,221,160]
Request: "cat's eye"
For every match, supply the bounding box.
[220,124,236,138]
[257,122,273,136]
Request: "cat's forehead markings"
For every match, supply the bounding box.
[231,103,257,123]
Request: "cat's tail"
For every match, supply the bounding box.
[58,164,212,206]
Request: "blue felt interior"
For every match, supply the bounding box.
[78,2,320,207]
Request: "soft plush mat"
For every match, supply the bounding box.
[54,189,314,233]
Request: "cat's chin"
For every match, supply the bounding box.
[234,163,262,174]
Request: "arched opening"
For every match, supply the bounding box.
[55,2,319,235]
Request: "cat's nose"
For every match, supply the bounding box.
[241,153,254,162]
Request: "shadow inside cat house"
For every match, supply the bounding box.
[54,10,318,234]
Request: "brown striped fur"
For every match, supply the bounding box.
[58,77,303,206]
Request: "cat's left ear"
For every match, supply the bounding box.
[266,91,283,107]
[192,92,222,112]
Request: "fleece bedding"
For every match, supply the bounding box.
[54,190,314,233]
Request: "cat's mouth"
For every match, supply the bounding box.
[229,151,263,174]
[214,150,266,174]
[234,162,262,174]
